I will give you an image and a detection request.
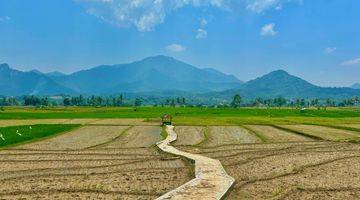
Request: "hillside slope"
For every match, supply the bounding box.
[0,63,74,96]
[52,55,243,94]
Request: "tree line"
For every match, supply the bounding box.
[229,94,360,108]
[0,94,359,108]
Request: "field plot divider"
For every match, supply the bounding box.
[155,125,235,200]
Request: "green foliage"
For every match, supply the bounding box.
[160,126,168,140]
[0,124,80,148]
[134,98,142,107]
[231,94,242,108]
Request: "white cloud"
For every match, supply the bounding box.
[260,23,277,36]
[324,47,336,54]
[165,44,186,52]
[247,0,302,13]
[76,0,301,32]
[200,18,208,26]
[76,0,227,32]
[341,58,360,66]
[196,28,208,39]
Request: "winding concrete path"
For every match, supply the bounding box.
[156,125,235,200]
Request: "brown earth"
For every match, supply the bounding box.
[97,126,162,148]
[338,124,360,129]
[173,126,205,146]
[278,125,360,141]
[0,125,192,200]
[16,126,130,150]
[177,126,360,200]
[200,126,261,147]
[2,123,360,200]
[244,125,312,142]
[0,118,158,127]
[89,118,159,126]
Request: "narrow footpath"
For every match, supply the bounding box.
[156,125,235,200]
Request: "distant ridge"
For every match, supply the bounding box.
[1,59,360,98]
[352,83,360,89]
[0,63,74,96]
[0,56,243,95]
[215,70,360,99]
[49,55,243,94]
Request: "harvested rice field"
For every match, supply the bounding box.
[338,124,360,130]
[16,126,130,150]
[0,119,70,127]
[277,125,360,141]
[243,125,312,143]
[173,126,205,146]
[0,124,192,200]
[1,121,360,199]
[200,126,261,147]
[89,118,159,126]
[176,126,360,199]
[0,118,156,127]
[97,126,162,148]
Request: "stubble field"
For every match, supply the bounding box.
[0,124,192,199]
[0,107,360,199]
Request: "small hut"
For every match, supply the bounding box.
[161,114,172,126]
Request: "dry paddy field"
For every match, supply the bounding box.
[0,118,157,127]
[277,124,360,141]
[178,125,360,199]
[0,124,192,200]
[1,122,360,199]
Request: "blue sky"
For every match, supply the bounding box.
[0,0,359,87]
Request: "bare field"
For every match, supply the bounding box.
[178,141,360,200]
[174,125,360,199]
[98,126,162,148]
[89,118,159,126]
[173,126,205,146]
[244,125,312,142]
[0,118,158,127]
[201,126,261,147]
[278,125,360,141]
[338,124,360,129]
[2,121,360,199]
[0,119,69,127]
[15,126,130,150]
[0,125,193,200]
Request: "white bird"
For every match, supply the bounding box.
[0,134,5,141]
[29,126,32,130]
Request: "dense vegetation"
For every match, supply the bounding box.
[0,124,80,148]
[1,94,359,108]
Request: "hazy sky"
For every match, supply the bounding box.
[0,0,359,87]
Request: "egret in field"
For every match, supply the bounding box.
[16,130,22,136]
[0,134,5,141]
[29,126,32,130]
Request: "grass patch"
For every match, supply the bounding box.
[0,124,80,148]
[160,126,168,140]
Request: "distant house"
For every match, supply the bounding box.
[161,114,172,125]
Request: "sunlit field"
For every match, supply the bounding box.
[1,106,359,126]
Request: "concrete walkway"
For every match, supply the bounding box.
[156,125,235,200]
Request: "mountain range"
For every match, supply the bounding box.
[211,70,360,99]
[352,83,360,89]
[0,55,360,99]
[0,63,74,96]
